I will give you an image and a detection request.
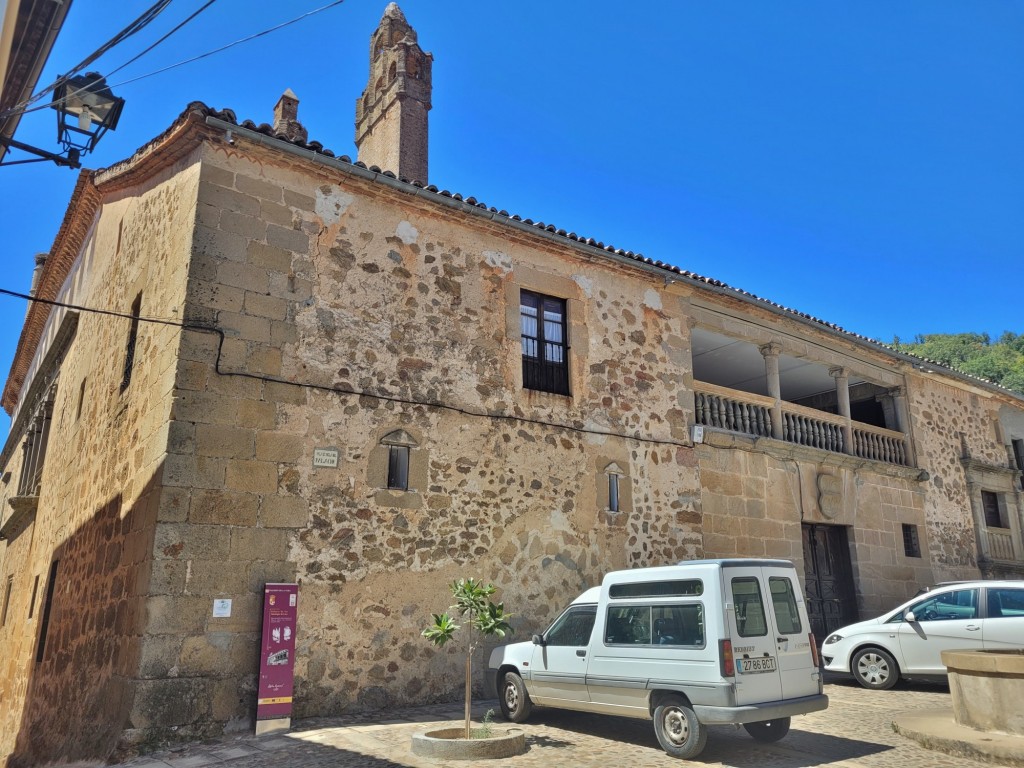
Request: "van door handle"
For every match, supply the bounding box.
[777,637,787,643]
[576,650,586,657]
[965,625,981,631]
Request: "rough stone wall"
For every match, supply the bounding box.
[909,376,1010,581]
[0,153,200,766]
[142,140,702,732]
[697,438,930,616]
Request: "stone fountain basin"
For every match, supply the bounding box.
[941,648,1024,736]
[411,726,526,760]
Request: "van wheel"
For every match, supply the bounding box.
[744,717,791,743]
[852,647,899,690]
[499,671,532,723]
[653,696,707,759]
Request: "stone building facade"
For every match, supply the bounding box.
[1,5,1022,766]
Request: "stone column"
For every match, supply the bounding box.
[830,366,854,454]
[888,385,916,466]
[760,343,783,440]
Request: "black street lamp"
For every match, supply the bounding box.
[1,72,125,168]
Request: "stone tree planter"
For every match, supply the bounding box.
[411,727,526,760]
[941,649,1024,735]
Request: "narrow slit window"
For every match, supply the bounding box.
[121,292,142,391]
[608,473,620,513]
[76,378,86,421]
[1,575,13,626]
[387,445,410,490]
[27,574,39,619]
[35,560,59,663]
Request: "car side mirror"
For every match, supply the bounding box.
[531,633,545,646]
[904,610,916,623]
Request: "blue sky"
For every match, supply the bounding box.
[1,1,1022,438]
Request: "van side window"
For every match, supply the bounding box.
[731,577,768,637]
[769,577,803,634]
[605,604,704,647]
[545,605,596,647]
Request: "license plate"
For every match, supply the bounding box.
[739,657,777,674]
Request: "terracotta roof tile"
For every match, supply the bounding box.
[47,100,1016,403]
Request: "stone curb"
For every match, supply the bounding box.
[892,708,1024,768]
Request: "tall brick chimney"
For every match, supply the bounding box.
[354,3,432,183]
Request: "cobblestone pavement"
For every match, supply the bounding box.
[120,679,997,768]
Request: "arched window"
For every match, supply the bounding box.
[375,76,384,96]
[604,462,625,513]
[389,61,397,83]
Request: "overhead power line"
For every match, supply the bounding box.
[0,287,691,450]
[1,0,348,123]
[0,0,175,120]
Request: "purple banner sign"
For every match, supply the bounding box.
[257,583,298,722]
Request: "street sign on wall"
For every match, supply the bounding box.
[256,583,299,733]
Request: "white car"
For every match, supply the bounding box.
[821,580,1024,690]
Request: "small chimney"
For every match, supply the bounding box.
[273,89,308,143]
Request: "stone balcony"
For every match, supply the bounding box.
[694,381,909,467]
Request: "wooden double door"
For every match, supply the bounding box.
[802,523,858,644]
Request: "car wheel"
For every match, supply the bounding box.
[743,717,791,743]
[498,671,532,723]
[653,695,708,759]
[852,647,899,690]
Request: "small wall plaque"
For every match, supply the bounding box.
[212,598,232,618]
[313,447,339,468]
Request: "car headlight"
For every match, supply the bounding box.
[823,634,843,645]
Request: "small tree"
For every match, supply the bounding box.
[422,578,513,738]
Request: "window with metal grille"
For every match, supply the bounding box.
[120,292,142,391]
[902,524,921,557]
[520,290,569,395]
[982,491,1006,528]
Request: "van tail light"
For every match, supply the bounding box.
[809,633,821,668]
[719,639,735,677]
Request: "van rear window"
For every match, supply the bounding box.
[609,580,703,599]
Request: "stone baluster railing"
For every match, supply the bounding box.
[986,528,1016,561]
[694,388,772,438]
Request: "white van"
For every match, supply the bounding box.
[486,559,828,759]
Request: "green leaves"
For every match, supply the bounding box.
[892,331,1024,395]
[475,600,513,638]
[421,578,513,646]
[422,612,460,647]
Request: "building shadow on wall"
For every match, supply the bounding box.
[5,467,162,768]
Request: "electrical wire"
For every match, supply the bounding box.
[101,0,347,93]
[1,0,347,122]
[0,287,692,450]
[103,0,219,81]
[0,0,175,120]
